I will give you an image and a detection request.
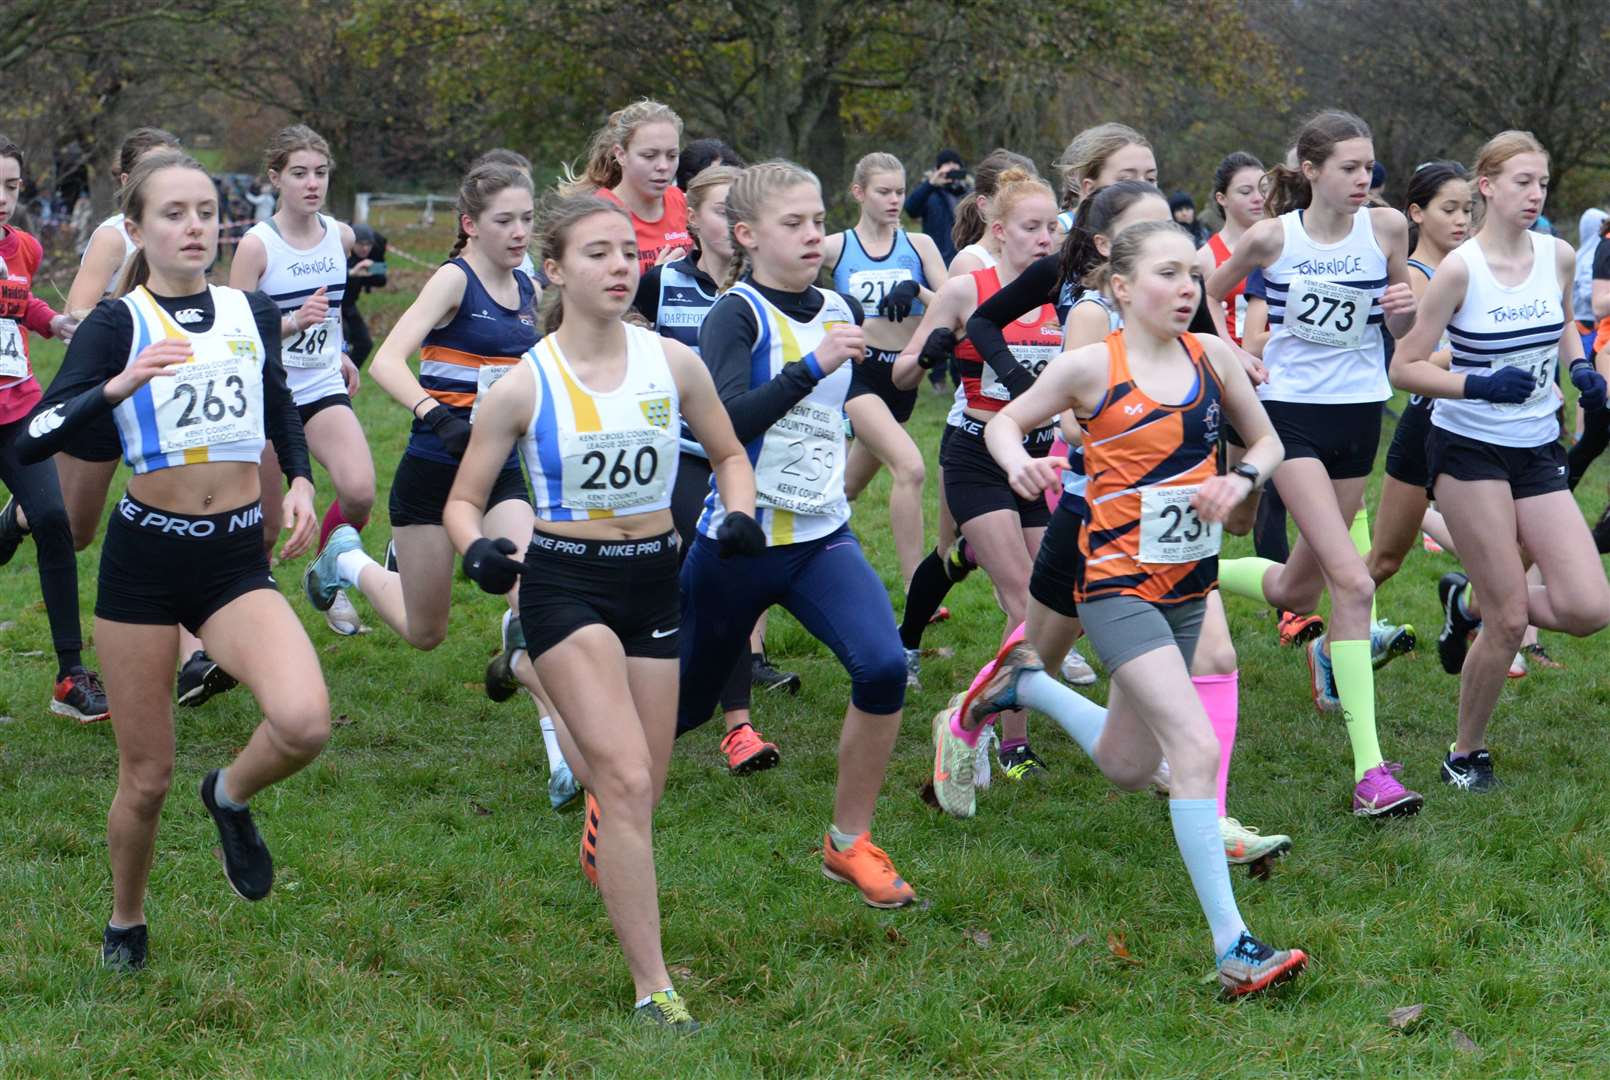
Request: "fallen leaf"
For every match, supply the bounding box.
[1107,932,1141,965]
[668,964,693,978]
[884,927,907,945]
[1387,1004,1426,1029]
[964,928,992,947]
[470,800,492,816]
[1452,1029,1479,1054]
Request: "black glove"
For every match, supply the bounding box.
[1571,359,1607,411]
[463,536,524,594]
[1464,366,1535,404]
[423,405,472,458]
[716,511,767,558]
[876,280,922,323]
[917,327,957,370]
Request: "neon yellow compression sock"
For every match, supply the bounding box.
[1348,506,1377,623]
[1219,557,1277,604]
[1331,638,1382,781]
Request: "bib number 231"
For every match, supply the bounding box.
[1138,485,1222,564]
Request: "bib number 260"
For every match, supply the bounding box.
[580,445,659,491]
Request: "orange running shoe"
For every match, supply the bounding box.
[1277,610,1325,647]
[579,793,600,888]
[720,722,780,775]
[821,832,916,909]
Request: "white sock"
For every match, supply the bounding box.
[828,824,862,850]
[215,767,248,810]
[336,547,378,590]
[1014,669,1107,756]
[1169,798,1247,958]
[539,715,569,773]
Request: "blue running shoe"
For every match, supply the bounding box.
[1218,931,1307,998]
[1370,619,1416,670]
[1307,637,1340,713]
[304,525,362,612]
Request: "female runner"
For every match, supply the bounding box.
[1208,112,1423,817]
[1392,130,1610,791]
[445,194,761,1031]
[231,125,369,637]
[825,152,947,586]
[679,161,915,909]
[960,219,1305,996]
[565,100,692,273]
[19,151,329,969]
[0,135,108,721]
[891,167,1060,776]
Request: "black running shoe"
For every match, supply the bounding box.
[1436,572,1479,675]
[998,743,1050,781]
[484,610,522,703]
[1441,747,1500,792]
[101,923,148,971]
[176,651,238,708]
[384,539,399,572]
[0,496,25,567]
[52,667,110,723]
[200,769,273,901]
[752,652,801,695]
[1594,505,1610,555]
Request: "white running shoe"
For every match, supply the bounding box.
[1220,817,1292,865]
[1060,647,1097,685]
[324,588,363,636]
[973,727,995,790]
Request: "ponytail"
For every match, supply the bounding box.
[1054,180,1165,294]
[1261,163,1311,218]
[953,148,1037,251]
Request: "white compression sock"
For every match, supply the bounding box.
[336,547,379,589]
[1169,798,1247,958]
[539,715,569,773]
[1013,669,1107,756]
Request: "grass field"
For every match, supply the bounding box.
[3,256,1610,1077]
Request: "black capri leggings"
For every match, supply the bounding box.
[671,452,751,714]
[0,417,82,670]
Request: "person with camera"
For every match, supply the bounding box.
[903,150,970,265]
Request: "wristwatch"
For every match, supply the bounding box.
[1230,462,1261,488]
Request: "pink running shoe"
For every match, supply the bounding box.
[1352,762,1424,818]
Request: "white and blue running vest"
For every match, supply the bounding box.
[245,214,347,407]
[1260,207,1390,404]
[1434,231,1565,448]
[697,283,856,546]
[519,323,681,522]
[653,260,721,459]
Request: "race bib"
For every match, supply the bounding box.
[1493,344,1556,412]
[282,313,341,369]
[755,399,843,515]
[470,363,514,423]
[1138,484,1222,564]
[848,267,912,318]
[980,343,1058,401]
[559,426,668,511]
[150,355,265,454]
[0,321,26,379]
[1288,279,1369,348]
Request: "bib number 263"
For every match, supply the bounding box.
[175,375,248,427]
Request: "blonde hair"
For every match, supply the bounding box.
[535,193,633,334]
[114,150,212,297]
[988,166,1056,226]
[450,162,534,260]
[851,151,904,192]
[1054,123,1151,210]
[1090,219,1190,300]
[264,124,334,177]
[685,164,742,246]
[1473,130,1548,184]
[562,100,683,195]
[721,160,821,290]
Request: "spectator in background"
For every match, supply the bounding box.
[903,149,968,263]
[343,222,388,369]
[1574,208,1606,358]
[1368,162,1388,207]
[1169,190,1211,247]
[245,179,277,223]
[676,138,745,189]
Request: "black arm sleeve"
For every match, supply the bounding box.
[635,265,663,326]
[697,294,821,444]
[964,254,1060,400]
[248,291,313,485]
[15,300,131,464]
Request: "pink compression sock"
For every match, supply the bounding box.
[1193,671,1239,817]
[320,500,369,550]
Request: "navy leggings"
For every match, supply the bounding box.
[677,524,906,735]
[0,417,81,673]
